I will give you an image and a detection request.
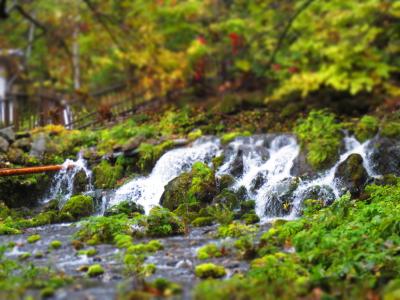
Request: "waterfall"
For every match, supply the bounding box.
[110,137,220,213]
[42,153,93,207]
[49,134,378,220]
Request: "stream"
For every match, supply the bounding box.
[0,133,380,299]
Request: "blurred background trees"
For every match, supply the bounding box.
[0,0,399,102]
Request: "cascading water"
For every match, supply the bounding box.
[109,137,220,213]
[49,133,378,220]
[42,153,93,207]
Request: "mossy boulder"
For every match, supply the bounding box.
[160,162,217,211]
[334,154,368,197]
[0,174,51,208]
[104,200,144,216]
[61,195,94,220]
[195,263,226,279]
[87,264,104,277]
[212,189,240,209]
[369,137,400,176]
[191,216,214,227]
[217,174,235,191]
[93,160,123,189]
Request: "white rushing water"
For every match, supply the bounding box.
[49,134,378,219]
[43,152,92,207]
[110,137,220,213]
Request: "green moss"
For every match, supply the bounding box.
[49,240,62,249]
[127,240,163,254]
[381,121,400,138]
[87,264,104,277]
[241,213,260,224]
[27,234,41,243]
[147,278,182,296]
[195,263,226,279]
[78,248,97,257]
[355,115,379,142]
[104,201,144,217]
[188,129,203,141]
[40,287,55,298]
[221,131,251,144]
[137,141,175,172]
[19,252,31,260]
[197,243,223,260]
[0,223,21,235]
[93,160,123,189]
[191,216,214,227]
[61,194,94,221]
[294,110,342,170]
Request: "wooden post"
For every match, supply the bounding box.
[0,164,74,177]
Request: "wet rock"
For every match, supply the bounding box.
[298,185,336,206]
[265,177,300,217]
[291,150,316,178]
[369,137,400,176]
[0,126,15,142]
[160,163,217,211]
[0,173,51,208]
[0,136,9,153]
[212,189,240,209]
[335,153,368,196]
[250,172,267,193]
[230,150,244,177]
[104,200,144,216]
[217,174,235,191]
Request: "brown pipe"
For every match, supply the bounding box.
[0,164,74,177]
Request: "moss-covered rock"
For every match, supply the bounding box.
[27,234,41,243]
[191,216,214,227]
[160,162,217,211]
[0,173,51,208]
[93,160,123,189]
[197,243,223,260]
[195,263,226,279]
[334,154,368,196]
[241,213,260,224]
[104,200,144,216]
[61,195,94,220]
[87,264,104,277]
[49,240,62,249]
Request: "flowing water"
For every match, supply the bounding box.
[42,152,93,207]
[47,134,378,219]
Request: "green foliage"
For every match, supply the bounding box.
[355,115,379,142]
[195,263,226,279]
[206,204,234,225]
[217,222,257,238]
[197,243,223,260]
[294,110,342,169]
[146,207,184,237]
[61,195,94,221]
[93,160,124,189]
[137,141,175,172]
[126,240,163,255]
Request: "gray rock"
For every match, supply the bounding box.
[0,136,9,153]
[369,137,400,176]
[334,153,368,196]
[265,177,300,217]
[0,126,15,142]
[291,150,316,178]
[30,133,47,158]
[12,137,31,152]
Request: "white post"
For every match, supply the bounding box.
[0,66,6,125]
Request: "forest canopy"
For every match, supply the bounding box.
[0,0,399,102]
